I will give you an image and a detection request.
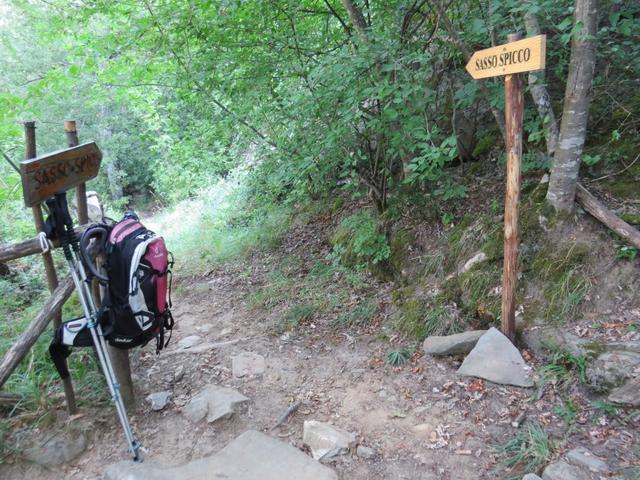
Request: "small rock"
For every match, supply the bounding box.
[458,327,534,387]
[183,385,249,423]
[423,330,486,356]
[173,365,185,383]
[539,173,549,184]
[523,474,543,480]
[197,324,214,334]
[177,335,203,349]
[608,377,640,407]
[411,424,435,437]
[146,391,172,411]
[303,420,356,463]
[22,428,87,467]
[566,447,610,473]
[356,445,376,459]
[542,460,587,480]
[459,252,488,274]
[232,352,266,378]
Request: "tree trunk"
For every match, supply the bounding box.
[340,0,368,41]
[546,0,597,212]
[524,11,559,156]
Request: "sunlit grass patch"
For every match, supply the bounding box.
[147,170,293,274]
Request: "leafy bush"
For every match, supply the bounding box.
[331,210,391,269]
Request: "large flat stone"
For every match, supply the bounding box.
[542,460,589,480]
[104,430,337,480]
[458,327,534,387]
[22,427,87,467]
[586,351,640,392]
[608,377,640,407]
[566,447,610,473]
[423,330,486,356]
[183,385,249,423]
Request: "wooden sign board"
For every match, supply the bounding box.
[465,34,546,79]
[20,142,102,207]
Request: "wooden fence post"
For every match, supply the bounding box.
[500,34,525,342]
[64,121,136,409]
[24,121,77,414]
[64,120,89,225]
[96,266,136,410]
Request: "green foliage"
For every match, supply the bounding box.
[337,301,378,328]
[530,243,593,323]
[541,351,588,385]
[590,400,618,417]
[393,287,466,341]
[554,396,580,425]
[499,422,554,477]
[386,347,414,366]
[279,303,316,333]
[616,244,638,260]
[331,210,391,268]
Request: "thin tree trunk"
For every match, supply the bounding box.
[546,0,598,212]
[524,11,559,156]
[340,0,369,41]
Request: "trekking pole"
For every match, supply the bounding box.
[47,193,142,461]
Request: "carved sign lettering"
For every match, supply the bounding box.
[20,142,102,207]
[465,35,546,80]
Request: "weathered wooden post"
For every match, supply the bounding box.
[465,34,546,342]
[24,121,77,414]
[63,121,136,409]
[501,33,525,342]
[64,120,89,225]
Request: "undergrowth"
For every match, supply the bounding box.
[498,422,555,479]
[249,258,375,334]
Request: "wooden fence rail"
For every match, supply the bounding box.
[0,226,88,264]
[0,274,74,389]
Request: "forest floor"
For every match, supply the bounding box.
[1,207,639,480]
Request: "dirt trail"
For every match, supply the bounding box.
[1,263,634,479]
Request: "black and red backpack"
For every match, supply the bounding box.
[99,214,174,350]
[50,212,174,374]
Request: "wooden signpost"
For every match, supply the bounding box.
[20,141,102,207]
[465,35,546,80]
[465,34,546,342]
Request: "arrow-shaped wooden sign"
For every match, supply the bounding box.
[465,34,546,79]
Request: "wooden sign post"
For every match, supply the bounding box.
[20,141,102,208]
[24,122,77,414]
[466,34,546,341]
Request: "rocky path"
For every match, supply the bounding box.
[1,265,636,479]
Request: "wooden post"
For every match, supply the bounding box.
[92,257,136,410]
[64,121,89,225]
[23,122,77,414]
[500,33,525,342]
